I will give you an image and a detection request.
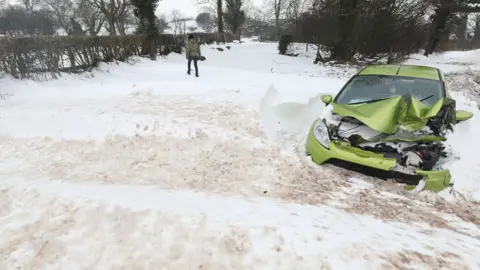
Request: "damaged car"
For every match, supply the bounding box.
[305,64,474,192]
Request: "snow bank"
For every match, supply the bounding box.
[405,50,480,74]
[259,81,344,139]
[443,91,480,201]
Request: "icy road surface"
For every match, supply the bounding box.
[0,40,479,269]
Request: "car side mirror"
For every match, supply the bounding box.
[321,95,332,105]
[456,110,473,122]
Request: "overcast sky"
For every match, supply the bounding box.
[7,0,263,20]
[157,0,264,18]
[157,0,202,18]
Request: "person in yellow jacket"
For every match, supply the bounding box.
[186,34,201,77]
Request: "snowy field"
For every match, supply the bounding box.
[0,40,479,269]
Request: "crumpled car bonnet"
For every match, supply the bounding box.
[331,95,455,134]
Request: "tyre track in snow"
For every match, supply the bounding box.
[0,93,479,236]
[0,178,479,269]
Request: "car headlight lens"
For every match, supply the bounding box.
[313,119,330,148]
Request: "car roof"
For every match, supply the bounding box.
[357,64,442,81]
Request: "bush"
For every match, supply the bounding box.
[0,34,181,79]
[293,0,429,62]
[278,34,293,55]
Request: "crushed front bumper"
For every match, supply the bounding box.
[305,126,452,192]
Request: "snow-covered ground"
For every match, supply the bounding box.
[0,40,479,269]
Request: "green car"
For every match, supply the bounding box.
[305,64,474,192]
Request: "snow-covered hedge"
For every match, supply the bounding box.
[0,32,237,79]
[0,35,185,79]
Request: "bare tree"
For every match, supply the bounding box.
[424,0,456,56]
[224,0,246,39]
[170,10,193,35]
[156,14,170,33]
[273,0,287,40]
[328,0,361,60]
[22,0,41,12]
[196,12,215,32]
[196,0,225,41]
[69,17,85,35]
[455,12,469,48]
[285,0,310,30]
[75,0,104,35]
[115,4,134,35]
[86,0,130,35]
[253,1,270,22]
[242,8,273,38]
[473,14,480,41]
[257,0,287,40]
[285,0,301,21]
[40,0,74,32]
[170,10,184,35]
[424,0,480,55]
[240,0,254,17]
[217,0,224,40]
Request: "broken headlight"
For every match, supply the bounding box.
[313,119,330,148]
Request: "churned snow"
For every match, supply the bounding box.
[0,40,479,269]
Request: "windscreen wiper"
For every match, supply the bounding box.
[419,95,434,102]
[348,94,435,105]
[347,97,391,105]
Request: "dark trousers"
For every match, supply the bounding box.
[187,57,198,75]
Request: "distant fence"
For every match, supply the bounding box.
[0,32,235,79]
[192,32,235,45]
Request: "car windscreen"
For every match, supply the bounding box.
[334,75,445,106]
